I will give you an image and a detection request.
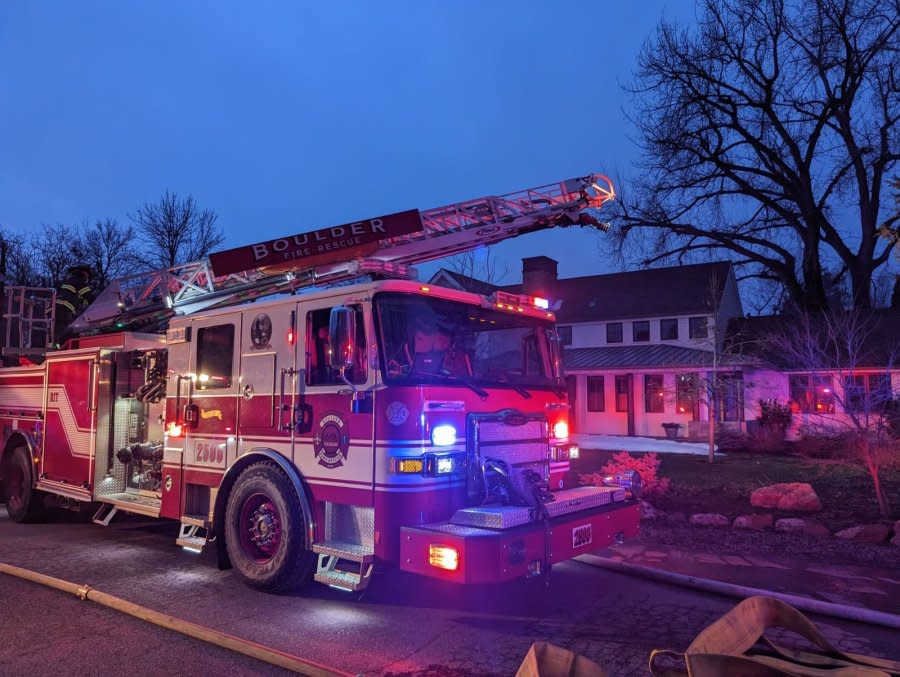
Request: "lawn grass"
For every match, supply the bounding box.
[572,449,900,529]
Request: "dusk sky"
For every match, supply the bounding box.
[1,2,695,285]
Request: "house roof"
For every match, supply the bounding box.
[726,310,900,369]
[564,344,751,370]
[429,269,501,297]
[431,261,733,323]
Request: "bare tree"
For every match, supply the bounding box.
[30,224,86,287]
[130,191,224,269]
[82,218,138,289]
[0,227,40,286]
[615,0,900,311]
[762,310,897,516]
[446,246,510,285]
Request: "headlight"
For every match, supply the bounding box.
[431,424,457,447]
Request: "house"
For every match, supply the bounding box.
[431,258,900,441]
[727,311,900,439]
[431,257,750,439]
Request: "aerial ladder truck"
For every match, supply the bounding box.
[0,174,640,592]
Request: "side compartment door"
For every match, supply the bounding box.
[181,314,242,515]
[40,351,99,494]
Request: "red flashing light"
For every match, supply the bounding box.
[287,330,295,345]
[552,420,569,440]
[429,544,459,571]
[420,285,431,293]
[167,422,183,438]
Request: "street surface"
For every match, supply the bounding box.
[1,507,896,676]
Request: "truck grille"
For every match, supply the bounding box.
[467,411,549,503]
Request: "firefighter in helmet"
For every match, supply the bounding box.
[54,265,94,346]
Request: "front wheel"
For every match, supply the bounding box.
[2,446,44,523]
[224,462,315,592]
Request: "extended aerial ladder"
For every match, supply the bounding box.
[14,174,615,344]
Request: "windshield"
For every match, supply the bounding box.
[374,292,561,389]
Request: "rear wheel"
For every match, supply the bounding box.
[2,446,44,523]
[224,462,315,592]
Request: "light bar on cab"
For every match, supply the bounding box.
[488,291,554,317]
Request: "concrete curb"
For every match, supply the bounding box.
[576,554,900,630]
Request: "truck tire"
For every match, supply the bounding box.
[2,446,44,523]
[224,462,315,592]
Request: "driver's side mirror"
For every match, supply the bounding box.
[328,306,356,371]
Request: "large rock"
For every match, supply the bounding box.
[834,524,890,544]
[750,483,822,512]
[733,514,774,530]
[774,518,830,538]
[690,513,730,527]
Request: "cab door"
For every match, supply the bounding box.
[182,313,242,500]
[293,300,375,506]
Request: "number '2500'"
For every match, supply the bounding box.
[195,442,224,464]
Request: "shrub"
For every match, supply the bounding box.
[790,428,856,460]
[579,451,670,497]
[757,399,792,429]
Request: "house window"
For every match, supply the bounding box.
[606,322,623,344]
[615,375,629,412]
[633,321,650,342]
[196,324,235,389]
[587,376,605,412]
[306,305,367,386]
[689,317,708,339]
[676,373,697,416]
[557,325,572,346]
[844,374,893,413]
[789,374,835,414]
[566,375,577,406]
[644,374,665,413]
[660,318,678,341]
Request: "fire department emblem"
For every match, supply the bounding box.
[313,412,349,469]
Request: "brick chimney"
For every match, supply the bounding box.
[522,256,558,297]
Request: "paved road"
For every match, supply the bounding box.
[1,507,896,676]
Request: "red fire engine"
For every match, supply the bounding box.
[0,174,639,592]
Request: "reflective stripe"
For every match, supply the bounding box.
[61,284,79,294]
[56,299,77,313]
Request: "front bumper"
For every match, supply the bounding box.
[399,500,639,584]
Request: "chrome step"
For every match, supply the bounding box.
[95,492,161,519]
[92,502,118,526]
[176,521,210,553]
[312,540,374,592]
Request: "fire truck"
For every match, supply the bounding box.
[0,174,639,592]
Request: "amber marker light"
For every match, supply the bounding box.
[428,544,459,571]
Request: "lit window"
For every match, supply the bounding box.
[196,325,235,389]
[789,374,834,414]
[644,374,664,413]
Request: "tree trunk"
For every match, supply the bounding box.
[849,265,873,311]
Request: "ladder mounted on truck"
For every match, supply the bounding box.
[61,173,614,335]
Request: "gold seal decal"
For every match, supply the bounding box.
[200,409,223,420]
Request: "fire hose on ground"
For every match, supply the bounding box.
[0,561,355,677]
[576,553,900,630]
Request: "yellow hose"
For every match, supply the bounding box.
[0,561,355,677]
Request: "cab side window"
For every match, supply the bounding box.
[196,324,235,389]
[306,305,367,385]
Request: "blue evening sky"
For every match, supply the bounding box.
[0,2,696,285]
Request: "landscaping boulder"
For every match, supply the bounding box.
[733,514,774,530]
[750,483,822,512]
[774,518,830,538]
[834,524,890,544]
[690,513,730,527]
[640,500,661,521]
